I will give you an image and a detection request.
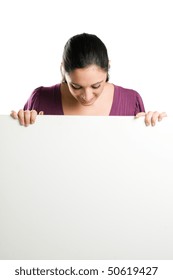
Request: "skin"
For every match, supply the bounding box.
[64,66,107,106]
[60,65,114,116]
[11,64,167,126]
[135,111,166,126]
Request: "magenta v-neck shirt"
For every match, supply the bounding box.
[24,84,145,115]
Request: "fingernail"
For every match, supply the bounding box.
[152,123,155,126]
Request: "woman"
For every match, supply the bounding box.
[11,33,166,126]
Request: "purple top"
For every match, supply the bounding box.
[24,84,145,115]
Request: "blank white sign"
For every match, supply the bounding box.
[0,116,173,260]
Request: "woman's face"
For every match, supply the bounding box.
[65,65,107,106]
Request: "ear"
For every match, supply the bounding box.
[108,60,111,69]
[60,62,67,83]
[60,62,66,76]
[60,62,64,72]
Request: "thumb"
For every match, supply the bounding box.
[39,111,44,115]
[135,112,146,118]
[10,110,18,119]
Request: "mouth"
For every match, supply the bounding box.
[79,98,96,106]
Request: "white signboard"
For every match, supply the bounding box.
[0,116,173,260]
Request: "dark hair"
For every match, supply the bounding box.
[62,33,109,82]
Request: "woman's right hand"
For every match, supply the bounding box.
[10,110,44,126]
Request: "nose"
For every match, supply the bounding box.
[82,88,94,101]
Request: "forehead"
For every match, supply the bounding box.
[67,65,106,85]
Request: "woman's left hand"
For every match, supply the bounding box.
[135,111,167,126]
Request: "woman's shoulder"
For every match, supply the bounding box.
[34,83,60,95]
[24,83,62,113]
[114,84,140,97]
[110,84,145,115]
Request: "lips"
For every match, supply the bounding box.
[81,101,95,105]
[80,98,96,106]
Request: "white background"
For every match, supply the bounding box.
[0,0,172,114]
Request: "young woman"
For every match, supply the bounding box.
[11,33,166,126]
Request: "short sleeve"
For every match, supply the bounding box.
[134,92,145,115]
[23,87,43,112]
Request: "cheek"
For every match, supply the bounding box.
[95,85,104,95]
[69,88,82,98]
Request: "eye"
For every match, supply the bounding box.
[71,84,81,90]
[92,85,101,89]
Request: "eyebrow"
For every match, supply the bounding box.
[71,80,104,87]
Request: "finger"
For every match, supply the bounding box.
[24,110,31,127]
[144,111,153,126]
[158,112,167,121]
[10,110,18,119]
[39,111,44,115]
[135,112,146,118]
[151,111,160,126]
[18,109,25,125]
[30,110,37,124]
